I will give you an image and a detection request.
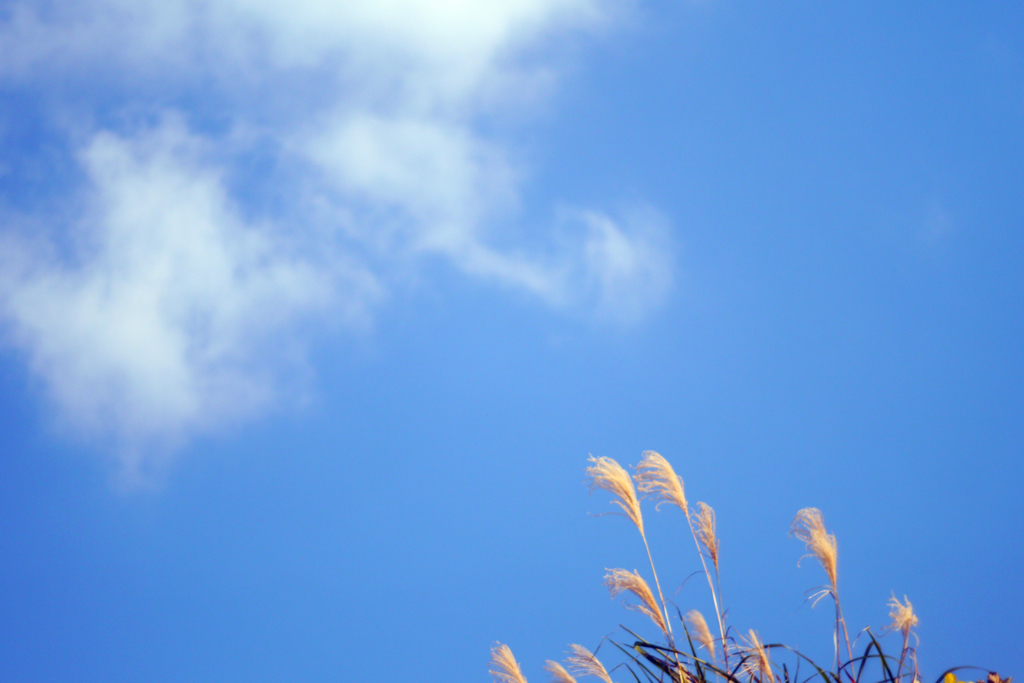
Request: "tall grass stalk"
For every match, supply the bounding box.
[637,451,728,665]
[790,508,853,672]
[887,595,919,683]
[586,456,680,661]
[492,452,1005,683]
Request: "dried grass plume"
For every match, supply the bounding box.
[789,508,838,593]
[545,660,578,683]
[635,451,688,516]
[739,630,772,682]
[566,644,613,683]
[586,456,644,533]
[887,594,919,639]
[604,568,668,637]
[491,643,529,683]
[685,610,715,659]
[693,502,720,572]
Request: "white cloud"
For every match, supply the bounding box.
[0,118,379,474]
[0,0,673,468]
[578,208,674,321]
[0,0,607,97]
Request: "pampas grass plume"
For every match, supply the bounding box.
[566,644,613,683]
[586,456,644,533]
[635,451,688,516]
[491,643,529,683]
[685,610,715,659]
[604,568,668,637]
[545,660,578,683]
[693,502,720,572]
[789,508,838,593]
[888,594,919,639]
[740,630,772,682]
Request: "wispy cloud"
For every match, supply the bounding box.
[0,119,379,473]
[0,0,674,469]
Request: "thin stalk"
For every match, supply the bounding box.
[895,628,910,683]
[892,626,919,683]
[639,529,685,682]
[686,515,728,668]
[714,567,726,653]
[832,591,853,680]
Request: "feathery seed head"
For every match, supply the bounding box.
[685,610,715,659]
[586,456,644,533]
[684,610,716,659]
[603,568,668,637]
[545,660,578,683]
[789,508,838,593]
[693,502,720,572]
[490,643,528,683]
[739,630,772,683]
[887,594,919,639]
[566,644,613,683]
[635,451,688,516]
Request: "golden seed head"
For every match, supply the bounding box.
[490,643,529,683]
[789,508,838,593]
[635,451,688,516]
[603,568,668,637]
[739,630,772,682]
[586,456,644,534]
[693,502,720,572]
[685,610,715,659]
[887,594,919,639]
[566,644,613,683]
[545,660,578,683]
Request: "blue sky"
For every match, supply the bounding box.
[0,1,1022,681]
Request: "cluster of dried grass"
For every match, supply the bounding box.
[491,452,1009,683]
